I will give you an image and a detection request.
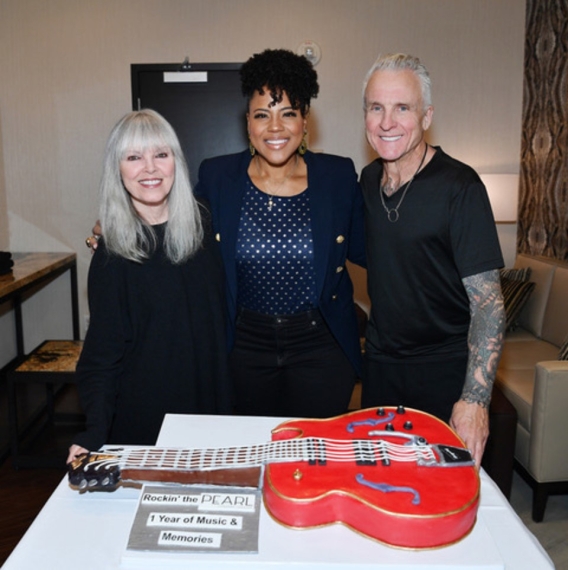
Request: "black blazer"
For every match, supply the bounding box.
[195,149,366,375]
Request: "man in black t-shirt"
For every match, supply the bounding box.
[360,53,505,467]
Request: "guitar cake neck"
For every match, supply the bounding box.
[68,434,470,492]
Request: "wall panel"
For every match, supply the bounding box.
[519,0,568,260]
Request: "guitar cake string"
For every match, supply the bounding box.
[80,439,438,475]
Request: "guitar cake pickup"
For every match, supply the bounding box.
[67,406,480,549]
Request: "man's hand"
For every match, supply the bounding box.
[450,399,489,468]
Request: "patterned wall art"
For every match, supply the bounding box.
[518,0,568,260]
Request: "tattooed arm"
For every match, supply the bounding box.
[450,269,506,467]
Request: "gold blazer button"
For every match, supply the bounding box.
[336,266,344,273]
[336,235,345,244]
[215,233,221,242]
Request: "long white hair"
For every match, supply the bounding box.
[99,109,203,263]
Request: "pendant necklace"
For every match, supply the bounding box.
[255,154,298,211]
[380,144,428,223]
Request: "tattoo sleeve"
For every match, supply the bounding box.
[461,269,506,408]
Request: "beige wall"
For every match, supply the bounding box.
[0,0,526,353]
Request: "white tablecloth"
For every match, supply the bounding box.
[3,413,554,569]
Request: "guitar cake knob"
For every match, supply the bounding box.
[293,469,303,481]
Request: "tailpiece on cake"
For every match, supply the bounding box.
[67,406,479,549]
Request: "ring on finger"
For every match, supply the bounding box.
[85,235,99,248]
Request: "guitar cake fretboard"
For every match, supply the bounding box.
[78,435,446,476]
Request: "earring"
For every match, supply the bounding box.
[249,140,256,156]
[298,132,308,156]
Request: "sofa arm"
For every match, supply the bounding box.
[528,360,568,481]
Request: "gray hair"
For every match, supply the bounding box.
[99,109,203,263]
[362,53,432,111]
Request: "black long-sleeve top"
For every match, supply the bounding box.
[74,213,231,451]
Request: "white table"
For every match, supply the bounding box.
[3,414,554,569]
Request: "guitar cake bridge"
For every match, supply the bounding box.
[365,429,474,467]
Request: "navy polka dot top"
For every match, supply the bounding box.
[236,180,318,315]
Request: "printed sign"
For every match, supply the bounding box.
[127,485,261,553]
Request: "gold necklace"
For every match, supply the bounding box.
[379,144,429,223]
[255,155,299,211]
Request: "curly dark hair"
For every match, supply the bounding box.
[240,49,319,116]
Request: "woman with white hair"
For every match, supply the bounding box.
[68,110,230,462]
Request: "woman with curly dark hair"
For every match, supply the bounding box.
[196,48,365,418]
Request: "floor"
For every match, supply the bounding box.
[509,471,568,569]
[0,456,65,565]
[0,383,567,568]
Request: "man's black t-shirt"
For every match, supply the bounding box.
[361,147,504,362]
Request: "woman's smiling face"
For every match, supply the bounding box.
[119,145,175,222]
[247,88,307,167]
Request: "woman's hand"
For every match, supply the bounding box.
[67,444,89,464]
[85,220,102,251]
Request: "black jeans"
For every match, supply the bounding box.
[230,307,356,418]
[362,355,467,422]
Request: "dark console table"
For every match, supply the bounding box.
[0,252,80,463]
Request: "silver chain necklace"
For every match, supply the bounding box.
[379,144,428,223]
[255,154,299,211]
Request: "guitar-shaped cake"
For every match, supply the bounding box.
[68,407,479,549]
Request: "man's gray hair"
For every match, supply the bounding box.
[362,53,432,111]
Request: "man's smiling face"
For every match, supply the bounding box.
[364,69,433,167]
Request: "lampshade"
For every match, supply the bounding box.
[479,174,519,223]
